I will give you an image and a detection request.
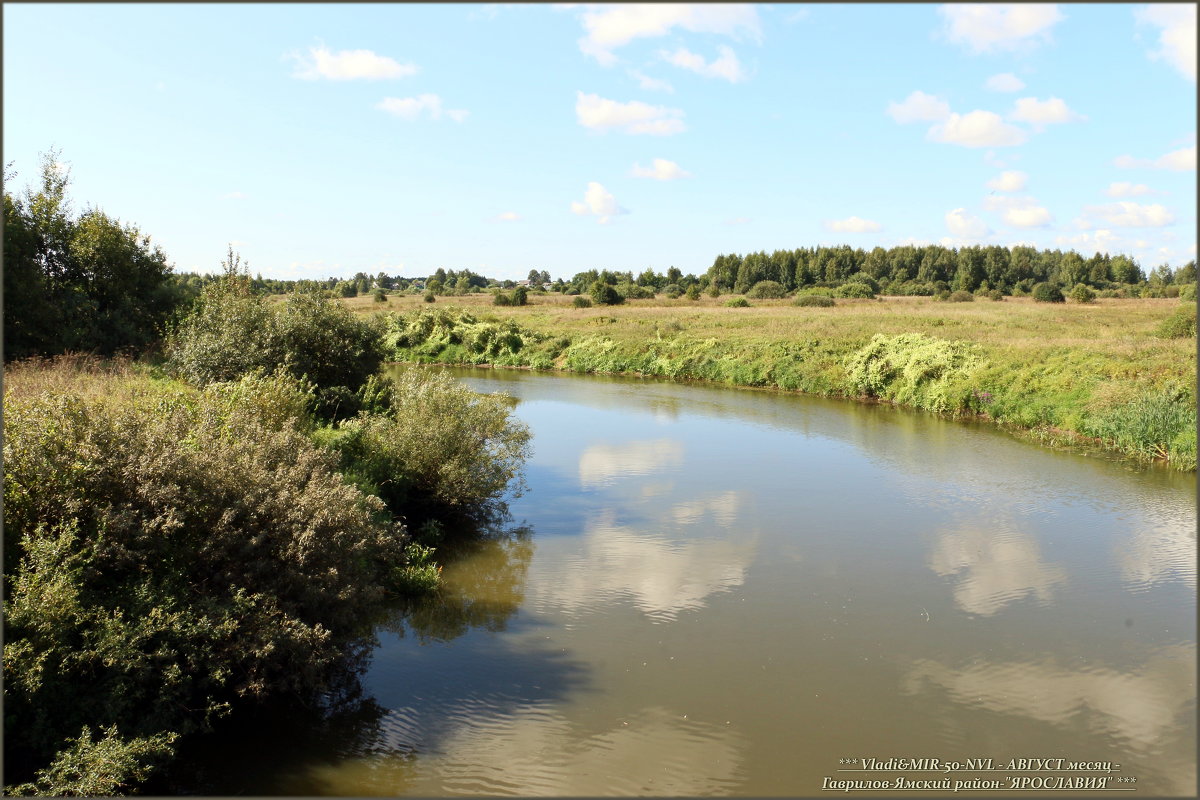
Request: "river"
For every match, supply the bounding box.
[183,365,1197,796]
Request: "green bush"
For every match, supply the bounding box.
[330,369,531,519]
[1032,282,1065,303]
[493,292,513,306]
[1087,384,1196,464]
[512,285,529,306]
[6,725,179,797]
[1155,303,1196,339]
[3,364,407,791]
[423,291,436,303]
[725,297,750,307]
[616,282,653,300]
[686,285,701,301]
[746,280,787,299]
[836,282,876,299]
[661,284,683,299]
[986,289,1005,301]
[572,295,593,309]
[934,290,951,302]
[794,295,835,307]
[1179,283,1196,301]
[1070,284,1096,303]
[590,281,624,306]
[844,332,984,413]
[845,272,881,294]
[948,290,975,302]
[373,288,388,303]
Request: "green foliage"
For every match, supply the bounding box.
[746,280,787,299]
[423,291,436,303]
[986,289,1005,301]
[725,297,751,307]
[948,290,975,302]
[385,308,548,366]
[1179,283,1196,301]
[511,285,529,306]
[3,363,406,790]
[493,291,513,306]
[373,288,387,303]
[1070,284,1096,303]
[1154,303,1196,339]
[685,285,701,301]
[836,282,876,299]
[391,541,441,596]
[6,725,178,797]
[572,295,593,309]
[661,284,683,299]
[167,276,386,419]
[329,369,531,520]
[844,333,984,413]
[616,282,654,300]
[1086,384,1196,465]
[590,281,624,306]
[794,295,835,308]
[1032,282,1065,303]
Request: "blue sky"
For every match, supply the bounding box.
[4,3,1195,281]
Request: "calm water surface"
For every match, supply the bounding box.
[191,366,1196,796]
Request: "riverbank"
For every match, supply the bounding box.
[360,294,1196,470]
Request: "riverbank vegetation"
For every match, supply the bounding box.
[374,295,1195,470]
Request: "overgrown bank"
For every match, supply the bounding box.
[381,301,1196,470]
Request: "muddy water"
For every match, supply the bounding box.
[200,366,1197,796]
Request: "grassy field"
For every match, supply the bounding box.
[337,291,1196,470]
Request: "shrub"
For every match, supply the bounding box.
[934,290,951,302]
[746,280,787,299]
[661,284,683,299]
[844,272,881,294]
[330,369,531,519]
[948,290,975,302]
[512,285,529,306]
[1179,283,1196,301]
[1154,303,1196,339]
[725,297,750,307]
[1087,384,1196,464]
[424,291,436,303]
[686,285,701,301]
[844,332,984,413]
[372,288,387,303]
[493,291,512,306]
[707,283,720,298]
[1032,282,1065,303]
[590,281,624,306]
[572,295,593,309]
[836,282,876,299]
[1070,284,1097,304]
[794,295,835,307]
[986,289,1005,301]
[616,282,653,300]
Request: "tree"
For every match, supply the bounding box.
[589,280,623,306]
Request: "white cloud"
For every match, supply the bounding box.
[575,91,686,135]
[1083,202,1175,228]
[575,4,761,65]
[1010,96,1086,128]
[985,72,1026,92]
[627,69,674,92]
[1113,144,1196,171]
[945,208,991,239]
[887,91,951,124]
[290,45,418,80]
[570,181,627,224]
[928,110,1028,148]
[1135,4,1197,81]
[1106,182,1153,197]
[1003,205,1053,227]
[660,45,747,83]
[496,211,521,221]
[938,4,1065,53]
[824,216,882,233]
[375,94,468,121]
[631,158,691,180]
[986,171,1028,192]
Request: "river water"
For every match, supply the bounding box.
[190,366,1197,796]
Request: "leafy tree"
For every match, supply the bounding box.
[589,280,623,306]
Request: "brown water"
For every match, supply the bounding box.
[185,366,1197,796]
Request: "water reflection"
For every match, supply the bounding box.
[929,522,1068,616]
[300,704,744,796]
[578,438,684,489]
[1118,519,1197,592]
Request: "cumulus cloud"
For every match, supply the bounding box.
[576,91,686,135]
[1009,96,1086,128]
[660,44,747,83]
[631,158,691,180]
[289,45,418,80]
[938,4,1065,53]
[575,4,761,65]
[985,72,1026,92]
[985,194,1053,227]
[1135,4,1197,81]
[824,216,882,233]
[945,208,991,239]
[886,90,951,123]
[986,171,1028,192]
[375,94,468,121]
[928,110,1028,148]
[1106,182,1153,197]
[1114,145,1196,171]
[570,181,627,224]
[1082,202,1175,228]
[627,69,674,92]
